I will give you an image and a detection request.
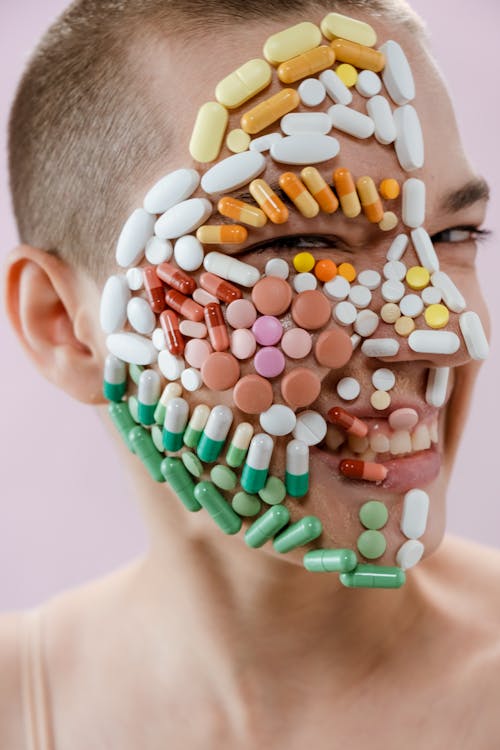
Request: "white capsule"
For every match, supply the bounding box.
[126,267,144,291]
[333,300,357,326]
[366,96,396,145]
[328,104,374,139]
[204,251,260,288]
[411,228,439,273]
[249,132,283,153]
[396,539,424,570]
[270,134,340,165]
[381,279,405,303]
[292,411,327,446]
[138,369,161,406]
[157,350,185,380]
[165,397,190,433]
[348,284,372,309]
[355,70,381,97]
[430,271,466,313]
[421,286,442,306]
[383,260,406,281]
[155,198,212,240]
[265,258,290,279]
[100,275,130,334]
[293,272,317,292]
[361,338,400,357]
[372,368,396,391]
[324,275,350,301]
[104,354,126,385]
[354,309,379,337]
[106,332,157,365]
[319,69,352,105]
[174,235,204,272]
[393,105,424,172]
[336,376,360,401]
[357,269,381,290]
[386,233,409,261]
[399,294,424,319]
[402,178,425,229]
[401,489,429,539]
[286,439,309,475]
[459,311,489,360]
[181,367,203,392]
[425,366,450,407]
[408,330,460,355]
[298,77,326,107]
[116,208,155,267]
[379,40,415,106]
[127,297,156,335]
[152,327,167,351]
[260,405,297,436]
[143,169,200,215]
[200,151,266,195]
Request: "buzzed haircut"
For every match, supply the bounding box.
[8,0,422,283]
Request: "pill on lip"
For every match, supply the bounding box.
[233,374,274,415]
[389,408,419,431]
[200,151,266,195]
[281,328,312,359]
[292,289,331,329]
[314,328,353,368]
[252,276,292,315]
[425,366,450,407]
[327,406,368,438]
[370,390,391,410]
[339,459,387,482]
[459,311,489,360]
[293,411,327,446]
[281,367,322,408]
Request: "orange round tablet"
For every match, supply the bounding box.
[314,328,353,368]
[379,178,400,200]
[233,374,274,414]
[291,290,331,330]
[251,276,293,316]
[281,367,321,409]
[337,262,356,282]
[201,352,240,390]
[314,259,337,282]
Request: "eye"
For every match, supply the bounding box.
[248,234,341,254]
[431,226,492,245]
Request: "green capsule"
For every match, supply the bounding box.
[151,424,165,453]
[193,481,242,535]
[137,370,161,425]
[162,398,189,451]
[161,457,202,512]
[285,440,309,498]
[340,564,406,589]
[183,404,210,448]
[108,402,136,451]
[240,434,273,494]
[303,549,358,573]
[226,423,253,468]
[232,491,261,517]
[245,504,290,549]
[129,426,165,482]
[129,363,144,385]
[273,515,322,553]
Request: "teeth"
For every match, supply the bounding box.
[411,423,431,452]
[390,430,412,455]
[370,432,390,453]
[326,425,346,451]
[359,449,377,462]
[347,435,370,454]
[429,419,438,443]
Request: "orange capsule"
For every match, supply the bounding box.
[204,302,229,352]
[379,178,400,200]
[196,224,248,244]
[165,289,204,323]
[327,406,368,438]
[159,310,185,356]
[330,39,385,73]
[333,168,361,218]
[277,45,335,84]
[356,176,384,224]
[314,259,337,282]
[300,167,338,214]
[218,196,267,228]
[249,179,289,224]
[156,261,196,296]
[339,458,387,482]
[241,88,300,135]
[278,172,319,218]
[200,272,242,304]
[143,266,165,314]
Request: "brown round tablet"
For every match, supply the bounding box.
[291,290,331,330]
[280,367,321,409]
[251,276,293,316]
[201,352,240,390]
[233,374,274,414]
[314,328,353,368]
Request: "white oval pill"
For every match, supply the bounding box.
[127,297,156,335]
[293,272,317,292]
[402,178,425,229]
[270,134,340,165]
[298,78,326,107]
[425,366,449,407]
[379,40,415,106]
[280,112,332,135]
[324,275,350,300]
[328,104,374,139]
[106,332,157,365]
[357,269,381,290]
[174,235,204,271]
[430,271,465,313]
[152,328,167,351]
[100,275,130,333]
[292,410,327,446]
[116,208,155,267]
[192,288,218,306]
[155,198,212,240]
[143,169,200,214]
[459,311,489,360]
[179,320,207,338]
[181,367,203,392]
[158,350,185,380]
[200,151,266,195]
[401,489,429,539]
[336,377,360,401]
[393,105,424,172]
[396,539,424,570]
[386,233,409,261]
[126,267,144,291]
[383,260,406,281]
[319,69,352,105]
[265,258,290,278]
[408,330,460,355]
[333,301,357,325]
[381,279,405,302]
[355,70,381,97]
[249,132,283,153]
[372,368,396,391]
[348,285,372,309]
[361,338,400,357]
[260,404,297,436]
[411,228,439,273]
[366,95,396,145]
[145,236,172,265]
[354,309,379,337]
[399,294,424,318]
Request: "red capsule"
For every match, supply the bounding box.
[165,289,204,322]
[199,272,242,304]
[143,266,165,314]
[204,302,230,352]
[339,459,387,483]
[159,310,185,356]
[156,261,196,295]
[327,406,368,438]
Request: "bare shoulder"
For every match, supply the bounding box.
[0,610,27,748]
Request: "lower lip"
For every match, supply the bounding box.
[311,445,441,494]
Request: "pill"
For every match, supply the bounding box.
[233,374,274,414]
[251,275,292,315]
[401,488,429,539]
[196,405,233,463]
[218,196,267,228]
[380,303,400,324]
[196,224,248,245]
[162,397,189,451]
[154,382,183,425]
[314,328,353,368]
[293,272,317,293]
[182,368,203,392]
[232,492,261,517]
[300,167,338,214]
[381,279,405,303]
[371,368,396,392]
[241,433,274,494]
[355,70,381,97]
[103,355,127,403]
[459,311,489,360]
[260,405,296,436]
[285,439,310,497]
[278,45,335,84]
[333,168,361,218]
[359,501,388,530]
[333,300,357,326]
[193,288,218,306]
[394,316,415,337]
[357,529,386,559]
[241,88,300,135]
[298,77,326,107]
[340,564,405,589]
[370,390,391,410]
[184,338,211,368]
[383,260,406,281]
[265,258,290,279]
[254,346,286,378]
[226,422,254,468]
[336,63,358,87]
[108,402,138,450]
[425,366,449,408]
[226,299,257,329]
[424,303,449,329]
[249,132,283,152]
[327,406,368,438]
[126,267,144,291]
[193,481,242,535]
[230,328,257,359]
[281,327,312,359]
[143,169,200,215]
[379,212,399,232]
[379,40,415,106]
[405,266,430,291]
[293,411,327,446]
[356,176,383,224]
[157,350,185,380]
[293,251,315,272]
[314,259,337,282]
[164,290,204,323]
[215,58,272,109]
[328,104,375,139]
[324,275,350,300]
[354,309,379,337]
[339,264,357,282]
[156,262,195,296]
[401,178,425,229]
[189,101,228,163]
[279,172,319,218]
[386,233,408,261]
[430,271,466,313]
[181,451,204,479]
[155,198,213,240]
[281,113,331,137]
[379,178,400,201]
[145,236,172,265]
[361,338,400,357]
[252,315,283,346]
[249,178,289,223]
[204,251,260,287]
[129,426,165,482]
[210,464,238,491]
[270,134,340,165]
[106,332,157,365]
[281,367,322,409]
[245,504,290,548]
[116,208,155,267]
[203,303,229,352]
[396,539,424,570]
[225,128,251,153]
[355,270,379,291]
[100,275,130,334]
[400,294,424,318]
[303,548,358,573]
[321,12,377,46]
[349,284,372,309]
[159,309,184,356]
[263,21,322,64]
[292,289,331,329]
[336,377,360,401]
[274,516,322,553]
[199,273,241,305]
[393,105,424,172]
[180,404,209,449]
[339,458,387,482]
[365,95,396,145]
[200,151,266,195]
[330,38,385,72]
[319,69,352,106]
[128,363,143,386]
[408,330,460,355]
[421,286,442,306]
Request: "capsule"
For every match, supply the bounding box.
[204,302,229,352]
[143,266,165,314]
[157,261,196,295]
[197,405,233,463]
[217,196,267,228]
[273,516,323,553]
[226,422,254,468]
[160,457,202,512]
[241,88,300,135]
[193,481,242,534]
[277,45,335,84]
[339,564,406,589]
[108,402,136,451]
[285,439,309,498]
[165,289,204,322]
[128,426,165,482]
[303,548,358,573]
[137,369,161,425]
[249,179,289,224]
[200,272,242,304]
[159,310,185,356]
[215,58,272,109]
[154,382,183,426]
[333,167,361,218]
[189,101,228,163]
[196,224,248,244]
[244,504,290,548]
[278,173,319,218]
[103,354,127,403]
[300,167,339,214]
[162,397,190,452]
[241,433,274,494]
[339,458,387,482]
[356,176,384,223]
[327,406,368,438]
[330,39,385,73]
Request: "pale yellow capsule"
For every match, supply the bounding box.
[320,12,377,47]
[226,129,251,153]
[394,316,415,337]
[406,266,430,291]
[378,211,399,232]
[424,304,450,329]
[381,303,401,324]
[189,102,228,163]
[336,63,358,87]
[215,58,272,109]
[370,390,391,411]
[263,22,322,65]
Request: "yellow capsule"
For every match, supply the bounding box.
[241,88,300,135]
[196,225,248,244]
[249,179,289,224]
[356,176,384,224]
[406,266,430,291]
[333,167,361,219]
[263,22,322,65]
[277,46,335,84]
[215,58,272,109]
[279,173,319,218]
[336,63,358,87]
[379,178,400,200]
[301,167,339,214]
[424,304,450,329]
[189,101,228,163]
[293,252,315,273]
[378,211,398,232]
[218,197,267,228]
[331,39,385,73]
[226,129,251,153]
[394,316,415,337]
[320,12,377,47]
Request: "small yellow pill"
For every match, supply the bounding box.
[406,266,430,291]
[381,303,401,324]
[379,179,400,200]
[370,390,391,411]
[321,12,377,47]
[189,102,228,163]
[338,262,356,282]
[378,211,399,232]
[263,22,322,65]
[336,63,358,87]
[226,129,251,153]
[293,251,315,273]
[394,316,415,337]
[424,304,450,329]
[215,58,272,109]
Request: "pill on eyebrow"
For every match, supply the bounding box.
[241,88,300,135]
[356,176,384,223]
[251,275,293,315]
[200,151,266,195]
[281,327,312,358]
[218,196,267,228]
[189,101,228,163]
[155,198,213,240]
[249,178,289,223]
[226,299,257,329]
[355,70,382,97]
[301,167,339,214]
[401,488,429,539]
[402,178,425,229]
[215,58,272,109]
[366,95,396,145]
[425,366,450,407]
[386,233,409,261]
[143,169,200,215]
[393,105,424,172]
[204,251,260,287]
[314,327,353,368]
[319,69,352,106]
[298,77,326,107]
[321,12,377,46]
[270,133,340,165]
[411,228,439,273]
[226,129,251,154]
[100,275,130,333]
[361,338,400,357]
[279,172,319,218]
[278,45,335,84]
[281,367,322,408]
[334,168,361,219]
[430,271,466,313]
[263,21,322,64]
[233,374,274,414]
[292,289,331,329]
[408,330,460,355]
[280,112,332,135]
[249,132,283,153]
[330,39,385,73]
[106,332,157,365]
[328,104,375,139]
[196,224,248,245]
[379,40,415,106]
[115,208,156,267]
[459,311,489,360]
[200,351,241,390]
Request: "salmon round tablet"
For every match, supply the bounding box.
[251,276,293,316]
[184,338,213,369]
[233,374,274,414]
[281,328,313,359]
[201,351,240,390]
[291,289,331,329]
[281,367,322,408]
[226,299,257,329]
[314,328,353,368]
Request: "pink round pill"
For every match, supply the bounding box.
[281,328,312,359]
[184,338,213,368]
[388,408,419,431]
[230,328,257,360]
[252,315,283,346]
[226,299,257,329]
[253,346,286,378]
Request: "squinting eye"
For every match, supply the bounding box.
[431,226,492,244]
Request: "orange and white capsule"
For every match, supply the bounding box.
[249,179,289,224]
[327,406,368,438]
[330,39,385,73]
[196,224,248,244]
[278,172,319,218]
[339,458,387,482]
[301,167,339,214]
[241,88,300,135]
[333,168,361,218]
[356,176,384,223]
[277,45,335,84]
[218,196,267,228]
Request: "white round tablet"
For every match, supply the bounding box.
[357,269,381,290]
[293,272,317,292]
[181,367,203,391]
[355,70,382,97]
[265,258,290,279]
[371,368,396,391]
[260,404,297,436]
[348,284,372,309]
[333,301,357,325]
[381,279,405,303]
[354,309,379,337]
[399,294,424,318]
[323,275,350,300]
[383,260,407,281]
[292,410,327,446]
[421,286,442,305]
[336,377,361,401]
[145,236,172,265]
[126,267,144,291]
[298,77,326,107]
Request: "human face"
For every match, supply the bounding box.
[105,12,490,580]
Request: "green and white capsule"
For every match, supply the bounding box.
[108,402,136,450]
[226,422,254,467]
[285,439,309,497]
[162,397,189,451]
[193,481,242,534]
[340,564,406,589]
[183,404,210,448]
[128,425,165,482]
[241,433,274,494]
[103,354,127,402]
[154,382,183,425]
[197,405,233,463]
[138,369,161,424]
[161,457,202,512]
[273,515,322,553]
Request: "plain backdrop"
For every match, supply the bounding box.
[1,1,499,612]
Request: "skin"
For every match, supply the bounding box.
[2,11,500,749]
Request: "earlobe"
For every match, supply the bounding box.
[4,244,107,404]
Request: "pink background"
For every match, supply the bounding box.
[1,1,498,611]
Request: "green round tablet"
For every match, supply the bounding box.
[357,530,386,559]
[359,501,388,530]
[258,476,286,505]
[232,491,261,517]
[182,451,204,478]
[210,465,237,491]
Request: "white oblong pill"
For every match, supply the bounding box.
[386,233,409,261]
[348,284,372,309]
[126,268,144,292]
[100,275,130,333]
[383,260,406,281]
[249,132,283,153]
[379,40,415,106]
[270,134,340,165]
[152,327,167,351]
[354,309,379,337]
[298,78,326,107]
[181,367,203,392]
[204,251,260,287]
[106,332,157,365]
[155,198,212,240]
[396,539,424,570]
[425,366,450,407]
[116,208,155,267]
[319,69,352,105]
[430,271,466,313]
[336,377,360,401]
[421,286,442,306]
[393,105,424,172]
[260,404,297,436]
[328,104,374,139]
[408,330,460,355]
[401,489,429,539]
[355,70,381,97]
[333,301,357,325]
[411,228,439,273]
[200,151,266,195]
[372,368,396,391]
[459,311,489,360]
[280,112,331,135]
[145,236,172,265]
[357,269,381,290]
[292,410,327,446]
[192,288,218,306]
[143,169,200,214]
[324,275,350,300]
[174,235,204,272]
[381,279,405,302]
[366,95,396,145]
[293,272,317,292]
[127,297,156,335]
[399,294,424,318]
[158,350,185,380]
[402,178,425,228]
[361,338,400,357]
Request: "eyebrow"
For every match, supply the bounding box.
[440,177,490,213]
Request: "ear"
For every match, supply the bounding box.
[4,244,107,404]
